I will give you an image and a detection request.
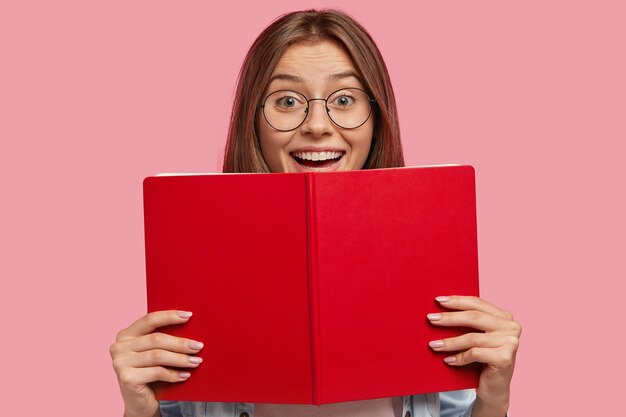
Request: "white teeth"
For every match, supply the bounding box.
[292,151,343,161]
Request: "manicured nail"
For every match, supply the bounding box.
[435,296,450,303]
[188,341,204,350]
[178,372,191,379]
[444,356,456,364]
[178,311,193,319]
[427,313,442,321]
[188,356,203,364]
[429,340,444,349]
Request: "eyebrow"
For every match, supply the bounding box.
[329,71,361,82]
[267,71,361,84]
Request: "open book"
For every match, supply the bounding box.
[144,165,480,404]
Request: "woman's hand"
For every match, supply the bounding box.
[427,296,521,417]
[110,310,204,417]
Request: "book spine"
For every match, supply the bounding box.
[305,173,323,405]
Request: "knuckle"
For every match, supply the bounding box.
[463,295,482,307]
[459,349,472,364]
[179,337,190,352]
[510,320,522,336]
[502,310,514,321]
[117,369,135,386]
[111,357,124,372]
[147,349,164,364]
[149,332,166,346]
[163,367,178,382]
[145,312,159,327]
[506,335,520,350]
[467,310,482,322]
[115,329,129,343]
[109,342,120,358]
[467,333,480,346]
[154,366,166,380]
[497,349,515,367]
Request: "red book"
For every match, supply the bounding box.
[143,165,480,404]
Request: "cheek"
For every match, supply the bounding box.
[258,123,291,173]
[348,125,374,162]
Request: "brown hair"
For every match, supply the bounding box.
[222,9,404,173]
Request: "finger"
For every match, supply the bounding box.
[120,349,203,369]
[427,310,519,333]
[116,310,193,342]
[117,366,193,387]
[442,345,518,369]
[429,333,518,352]
[118,332,204,354]
[436,296,514,320]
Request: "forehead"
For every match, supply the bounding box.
[269,40,361,88]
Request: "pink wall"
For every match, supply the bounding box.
[2,1,624,415]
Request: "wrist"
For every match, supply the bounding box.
[120,389,160,417]
[471,395,509,417]
[123,412,160,417]
[123,404,161,417]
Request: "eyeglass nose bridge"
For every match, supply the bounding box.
[303,97,331,117]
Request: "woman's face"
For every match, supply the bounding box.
[257,40,374,173]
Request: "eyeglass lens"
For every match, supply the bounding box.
[262,88,372,131]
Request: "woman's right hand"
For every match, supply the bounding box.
[110,310,204,417]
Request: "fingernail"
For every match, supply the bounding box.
[427,313,442,321]
[178,311,193,319]
[178,372,191,379]
[429,340,444,349]
[189,341,204,350]
[435,296,450,303]
[444,356,456,364]
[188,356,203,364]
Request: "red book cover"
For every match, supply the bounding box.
[143,165,480,404]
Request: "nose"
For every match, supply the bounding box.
[300,99,334,137]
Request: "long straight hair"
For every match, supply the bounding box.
[222,9,404,173]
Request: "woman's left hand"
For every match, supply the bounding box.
[427,296,521,415]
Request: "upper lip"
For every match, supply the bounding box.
[290,147,346,153]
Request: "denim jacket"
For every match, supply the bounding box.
[159,389,475,417]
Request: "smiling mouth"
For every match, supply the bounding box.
[290,151,345,170]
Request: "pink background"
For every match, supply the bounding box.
[1,0,624,415]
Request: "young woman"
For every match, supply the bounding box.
[111,9,520,417]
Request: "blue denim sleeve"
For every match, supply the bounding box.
[160,401,183,417]
[439,389,475,417]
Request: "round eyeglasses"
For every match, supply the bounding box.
[260,88,376,132]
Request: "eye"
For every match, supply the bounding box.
[271,92,306,110]
[278,96,297,107]
[331,94,355,107]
